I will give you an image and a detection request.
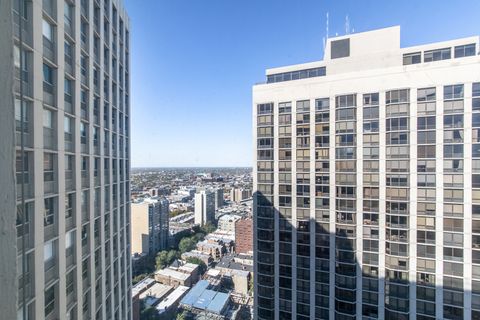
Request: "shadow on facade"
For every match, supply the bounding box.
[253,191,472,320]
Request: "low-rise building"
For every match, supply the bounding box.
[154,262,200,288]
[155,268,193,288]
[230,188,252,203]
[139,283,173,308]
[179,280,232,318]
[132,278,156,320]
[196,240,225,260]
[217,214,242,233]
[156,285,190,318]
[182,250,214,266]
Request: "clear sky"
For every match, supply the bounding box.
[125,0,480,168]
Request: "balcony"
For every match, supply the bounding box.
[43,127,56,150]
[64,93,74,115]
[16,120,33,148]
[82,240,90,257]
[66,247,75,269]
[44,222,57,241]
[42,0,56,20]
[81,103,89,121]
[44,264,57,285]
[14,65,33,98]
[65,57,74,77]
[16,172,33,200]
[65,132,74,152]
[43,81,56,107]
[44,179,56,195]
[65,22,74,40]
[17,272,34,304]
[81,141,89,154]
[43,37,56,63]
[81,171,89,188]
[13,11,33,46]
[65,214,75,231]
[65,170,74,191]
[81,0,89,19]
[17,220,34,253]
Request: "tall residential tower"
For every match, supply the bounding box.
[2,0,132,319]
[253,26,480,320]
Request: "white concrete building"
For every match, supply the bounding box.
[217,214,242,233]
[131,197,169,255]
[3,0,132,319]
[194,189,215,226]
[253,26,480,320]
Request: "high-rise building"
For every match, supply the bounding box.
[230,187,252,203]
[215,187,224,210]
[235,217,253,254]
[131,197,169,256]
[1,0,132,319]
[194,189,215,226]
[253,26,480,320]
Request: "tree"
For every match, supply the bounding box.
[167,250,180,264]
[140,307,160,320]
[179,237,196,254]
[185,257,207,275]
[132,273,148,285]
[201,222,216,234]
[155,251,169,270]
[176,311,188,320]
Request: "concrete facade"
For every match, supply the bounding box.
[253,26,480,320]
[8,0,132,318]
[0,0,18,319]
[131,197,169,255]
[194,189,215,226]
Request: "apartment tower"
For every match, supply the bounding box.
[131,197,169,256]
[253,26,480,320]
[4,0,132,319]
[194,189,216,226]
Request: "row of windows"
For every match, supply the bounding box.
[403,43,476,65]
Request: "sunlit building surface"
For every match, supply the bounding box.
[253,26,480,319]
[8,0,132,318]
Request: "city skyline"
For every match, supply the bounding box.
[125,0,480,167]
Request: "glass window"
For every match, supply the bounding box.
[454,44,476,58]
[43,109,53,128]
[417,88,436,102]
[424,48,451,62]
[42,19,53,41]
[403,52,421,65]
[44,240,54,262]
[444,85,464,100]
[43,63,54,85]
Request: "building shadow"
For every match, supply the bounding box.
[253,191,472,320]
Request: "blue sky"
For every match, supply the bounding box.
[125,0,480,167]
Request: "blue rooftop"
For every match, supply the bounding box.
[180,280,230,315]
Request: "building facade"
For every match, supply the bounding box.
[9,0,132,319]
[215,187,224,210]
[230,187,252,203]
[194,189,215,226]
[131,197,169,256]
[253,26,480,320]
[235,217,253,254]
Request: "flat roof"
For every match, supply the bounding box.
[139,283,173,307]
[132,278,155,297]
[155,268,190,281]
[180,280,230,315]
[156,285,190,314]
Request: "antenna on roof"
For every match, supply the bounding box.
[345,15,350,35]
[323,12,329,53]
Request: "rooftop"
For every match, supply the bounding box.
[258,26,479,84]
[139,283,173,307]
[132,277,155,297]
[155,268,191,281]
[156,285,190,314]
[180,280,230,315]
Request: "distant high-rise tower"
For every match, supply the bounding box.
[215,187,224,210]
[194,189,215,226]
[253,26,480,320]
[131,197,169,255]
[1,0,132,319]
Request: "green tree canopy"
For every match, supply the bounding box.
[185,257,207,275]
